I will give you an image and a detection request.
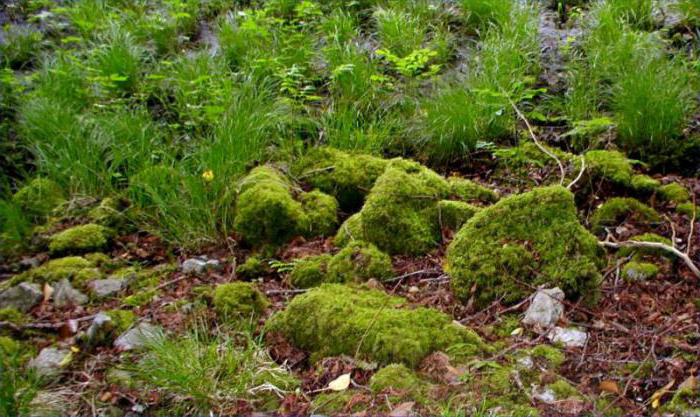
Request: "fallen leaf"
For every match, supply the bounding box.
[43,283,53,302]
[328,373,351,391]
[599,380,620,395]
[511,327,524,336]
[650,379,675,409]
[679,375,697,391]
[389,401,415,417]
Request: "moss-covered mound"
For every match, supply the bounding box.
[437,200,479,231]
[590,197,660,232]
[298,190,338,237]
[327,241,393,283]
[294,147,388,212]
[658,182,690,203]
[446,186,603,308]
[584,150,635,186]
[11,178,65,221]
[11,256,102,288]
[213,282,269,319]
[448,177,499,203]
[265,284,485,367]
[289,254,333,289]
[48,224,111,255]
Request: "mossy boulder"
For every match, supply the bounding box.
[298,190,338,237]
[48,224,111,255]
[437,200,479,231]
[630,174,660,192]
[622,261,659,281]
[659,183,690,204]
[11,178,65,221]
[591,197,660,232]
[370,363,427,396]
[13,256,102,287]
[265,284,486,367]
[327,241,393,283]
[87,198,124,228]
[294,147,388,212]
[213,282,269,319]
[448,177,499,203]
[235,256,269,280]
[289,254,332,289]
[677,202,697,217]
[446,186,603,308]
[234,166,308,247]
[584,150,634,186]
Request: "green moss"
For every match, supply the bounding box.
[234,166,308,247]
[447,186,603,308]
[123,289,156,307]
[630,174,660,192]
[311,391,364,415]
[529,344,565,368]
[213,282,269,319]
[334,212,364,247]
[106,310,136,334]
[327,241,393,283]
[0,308,28,325]
[87,198,123,228]
[584,150,634,186]
[84,252,117,269]
[336,159,451,255]
[617,233,672,259]
[622,261,659,281]
[677,202,697,217]
[370,364,426,396]
[289,255,332,289]
[591,197,660,232]
[437,200,479,231]
[11,178,65,222]
[235,256,268,280]
[0,336,21,356]
[448,177,499,203]
[299,190,338,237]
[265,284,485,367]
[294,147,388,212]
[659,183,691,204]
[14,256,102,287]
[661,386,700,415]
[48,224,111,255]
[491,314,521,338]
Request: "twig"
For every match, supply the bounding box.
[155,275,189,290]
[687,193,696,256]
[599,240,700,278]
[265,289,308,296]
[384,268,442,283]
[502,88,566,185]
[297,166,335,180]
[567,154,586,190]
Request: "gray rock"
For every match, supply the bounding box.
[181,257,222,275]
[114,322,160,351]
[522,287,565,330]
[89,279,125,298]
[532,386,557,404]
[29,347,72,378]
[85,312,114,345]
[53,279,88,307]
[0,282,43,312]
[547,326,588,348]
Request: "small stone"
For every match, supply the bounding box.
[408,286,420,294]
[517,355,534,370]
[114,322,160,351]
[547,326,588,348]
[532,386,557,404]
[53,279,88,307]
[85,312,113,345]
[89,279,125,298]
[522,287,565,330]
[19,256,43,270]
[29,347,72,378]
[0,282,43,312]
[181,258,222,275]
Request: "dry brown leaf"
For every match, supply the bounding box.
[43,283,53,302]
[599,380,621,395]
[328,373,351,391]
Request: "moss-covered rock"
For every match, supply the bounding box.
[289,254,332,289]
[11,178,65,221]
[235,256,269,280]
[299,190,338,237]
[437,200,479,231]
[630,174,660,192]
[370,363,426,395]
[584,150,634,186]
[677,202,697,217]
[294,147,388,212]
[622,261,659,281]
[0,307,28,325]
[233,166,308,247]
[87,198,124,228]
[13,256,102,287]
[213,282,269,319]
[106,309,136,334]
[591,197,661,232]
[446,186,603,308]
[659,183,691,204]
[327,241,393,283]
[448,177,499,203]
[48,224,111,255]
[265,284,485,367]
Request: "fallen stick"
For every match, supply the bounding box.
[598,240,700,278]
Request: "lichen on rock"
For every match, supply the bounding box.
[446,186,603,308]
[265,283,485,367]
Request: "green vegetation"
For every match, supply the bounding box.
[213,282,270,319]
[48,224,111,255]
[591,197,661,232]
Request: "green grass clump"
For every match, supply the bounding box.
[591,197,661,232]
[676,0,700,26]
[132,326,298,414]
[48,224,111,255]
[266,284,485,367]
[459,0,513,28]
[11,178,65,222]
[0,337,40,417]
[446,186,603,308]
[213,282,269,319]
[0,25,43,69]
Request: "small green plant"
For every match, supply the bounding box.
[0,24,43,69]
[459,0,513,28]
[376,48,440,78]
[0,338,40,417]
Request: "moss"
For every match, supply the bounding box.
[617,233,673,259]
[48,223,111,255]
[235,256,269,280]
[677,202,697,217]
[548,379,580,399]
[213,282,269,319]
[622,261,659,281]
[84,252,118,270]
[336,159,452,255]
[294,147,388,212]
[123,289,157,307]
[0,308,28,325]
[311,391,365,415]
[11,178,65,221]
[437,200,479,231]
[106,310,136,334]
[370,363,425,395]
[491,314,521,338]
[234,166,308,247]
[265,284,485,367]
[289,254,332,289]
[661,386,700,415]
[630,174,660,192]
[447,186,603,308]
[529,344,565,368]
[88,198,123,228]
[299,190,338,237]
[591,197,660,232]
[584,150,634,186]
[334,212,364,247]
[448,177,499,203]
[0,336,21,356]
[327,241,393,283]
[14,256,102,287]
[659,183,691,204]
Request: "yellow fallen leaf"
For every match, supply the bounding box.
[328,373,351,391]
[70,346,80,353]
[650,379,675,409]
[599,380,620,395]
[511,327,524,336]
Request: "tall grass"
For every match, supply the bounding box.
[0,340,40,416]
[459,0,513,28]
[88,24,147,93]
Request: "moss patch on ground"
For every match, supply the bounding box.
[591,197,661,232]
[447,186,603,308]
[213,282,269,319]
[11,178,65,221]
[266,284,485,367]
[12,256,102,288]
[48,224,111,255]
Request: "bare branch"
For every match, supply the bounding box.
[598,240,700,278]
[567,154,586,190]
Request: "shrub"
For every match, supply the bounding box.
[446,186,603,308]
[213,282,269,319]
